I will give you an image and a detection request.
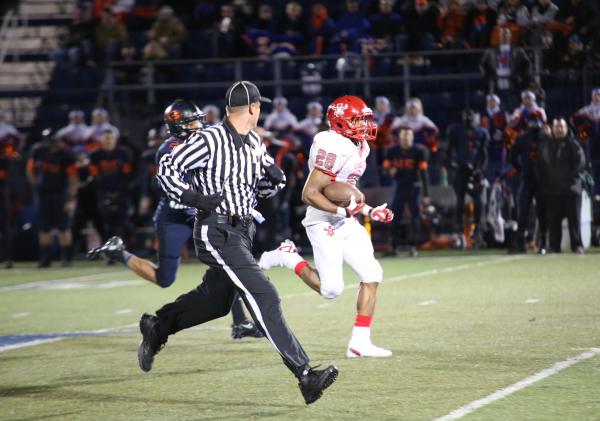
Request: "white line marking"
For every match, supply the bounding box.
[525,298,540,304]
[316,303,330,309]
[12,312,31,318]
[0,255,522,353]
[0,323,137,353]
[0,337,65,352]
[0,270,130,292]
[115,308,134,315]
[419,300,437,306]
[433,347,600,421]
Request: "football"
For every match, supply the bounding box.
[322,182,364,207]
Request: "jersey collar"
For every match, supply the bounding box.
[223,118,252,150]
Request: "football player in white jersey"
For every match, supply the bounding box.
[259,95,394,358]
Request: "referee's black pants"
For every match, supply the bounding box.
[154,218,310,377]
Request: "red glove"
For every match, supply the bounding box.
[368,203,394,223]
[337,195,365,217]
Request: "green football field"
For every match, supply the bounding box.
[1,252,599,420]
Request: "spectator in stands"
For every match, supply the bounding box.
[144,5,187,60]
[558,34,587,77]
[300,62,323,96]
[370,0,403,47]
[211,3,245,57]
[571,88,600,198]
[373,96,395,149]
[465,0,497,49]
[497,0,530,27]
[530,0,559,46]
[193,1,218,29]
[264,97,299,135]
[251,4,277,33]
[26,129,79,267]
[540,30,562,73]
[536,117,586,253]
[85,108,120,152]
[89,129,133,247]
[479,94,509,180]
[446,109,489,244]
[391,98,439,156]
[510,90,548,129]
[403,0,441,51]
[0,114,22,145]
[295,101,325,152]
[383,127,430,257]
[480,27,532,108]
[94,7,128,62]
[202,105,221,126]
[307,3,337,55]
[57,110,90,154]
[556,0,598,44]
[277,2,307,41]
[331,0,371,53]
[54,6,94,67]
[439,0,466,49]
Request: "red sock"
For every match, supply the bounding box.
[294,260,309,276]
[354,314,372,328]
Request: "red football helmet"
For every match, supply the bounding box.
[327,95,377,141]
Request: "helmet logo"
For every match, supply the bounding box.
[361,106,373,114]
[168,110,182,121]
[330,103,348,117]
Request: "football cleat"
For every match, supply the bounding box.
[87,236,125,262]
[346,342,392,358]
[258,240,301,271]
[231,321,264,340]
[138,313,166,372]
[298,365,339,405]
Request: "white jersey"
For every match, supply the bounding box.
[303,130,369,227]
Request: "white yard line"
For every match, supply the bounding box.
[0,270,130,292]
[0,323,137,353]
[0,255,521,353]
[433,347,600,421]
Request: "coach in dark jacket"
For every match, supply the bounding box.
[536,117,586,253]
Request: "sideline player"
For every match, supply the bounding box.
[88,100,262,340]
[259,95,394,358]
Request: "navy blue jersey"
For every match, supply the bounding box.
[89,147,132,192]
[383,145,429,195]
[154,136,196,221]
[508,129,547,183]
[446,125,489,169]
[27,143,77,193]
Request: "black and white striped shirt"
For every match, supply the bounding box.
[157,119,277,217]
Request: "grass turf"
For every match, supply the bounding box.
[0,251,599,420]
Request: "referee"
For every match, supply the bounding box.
[139,81,338,405]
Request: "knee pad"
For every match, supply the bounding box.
[320,281,344,300]
[155,257,181,288]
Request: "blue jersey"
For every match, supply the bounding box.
[446,125,489,169]
[153,135,196,224]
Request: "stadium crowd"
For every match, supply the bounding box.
[52,0,600,66]
[1,85,599,266]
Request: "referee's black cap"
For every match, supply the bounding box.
[225,81,271,108]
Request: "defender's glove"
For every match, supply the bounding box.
[367,203,394,223]
[181,190,223,213]
[337,195,365,217]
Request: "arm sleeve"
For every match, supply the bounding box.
[156,132,210,202]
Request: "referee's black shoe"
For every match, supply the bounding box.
[138,313,166,372]
[231,321,264,340]
[298,365,339,404]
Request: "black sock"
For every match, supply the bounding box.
[230,295,247,325]
[60,246,72,263]
[41,245,52,264]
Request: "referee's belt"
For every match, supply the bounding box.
[198,212,253,227]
